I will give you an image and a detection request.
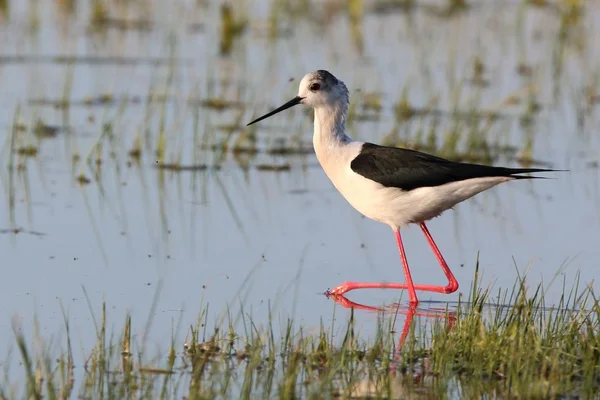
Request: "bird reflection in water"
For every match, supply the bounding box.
[326,293,457,399]
[326,293,456,347]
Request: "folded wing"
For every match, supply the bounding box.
[350,143,555,191]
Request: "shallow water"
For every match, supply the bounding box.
[0,0,599,379]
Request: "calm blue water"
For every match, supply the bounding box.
[0,0,598,389]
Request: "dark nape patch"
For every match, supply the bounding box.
[315,70,338,84]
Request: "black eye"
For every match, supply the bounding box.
[309,83,321,91]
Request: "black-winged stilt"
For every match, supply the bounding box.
[247,70,560,305]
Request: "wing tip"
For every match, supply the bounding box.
[511,168,568,180]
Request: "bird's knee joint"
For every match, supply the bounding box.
[445,283,459,294]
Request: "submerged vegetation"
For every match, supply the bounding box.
[5,268,600,398]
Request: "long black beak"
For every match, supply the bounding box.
[246,96,304,126]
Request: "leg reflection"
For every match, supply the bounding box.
[326,293,457,377]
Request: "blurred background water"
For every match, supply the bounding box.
[0,0,598,376]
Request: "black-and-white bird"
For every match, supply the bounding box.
[247,70,560,305]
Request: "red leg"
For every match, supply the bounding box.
[328,229,418,304]
[395,229,418,304]
[327,223,459,301]
[419,222,459,294]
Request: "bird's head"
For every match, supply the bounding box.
[247,70,349,126]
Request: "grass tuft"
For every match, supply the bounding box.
[4,269,599,398]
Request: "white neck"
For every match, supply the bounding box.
[313,104,352,154]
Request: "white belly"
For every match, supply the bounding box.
[318,148,512,229]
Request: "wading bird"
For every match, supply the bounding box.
[247,70,558,305]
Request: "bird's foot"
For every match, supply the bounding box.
[324,282,353,298]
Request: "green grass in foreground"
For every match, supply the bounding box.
[3,264,600,399]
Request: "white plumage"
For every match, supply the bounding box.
[311,103,512,229]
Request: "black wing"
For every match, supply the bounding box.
[350,143,556,191]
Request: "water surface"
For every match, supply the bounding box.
[0,0,598,371]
